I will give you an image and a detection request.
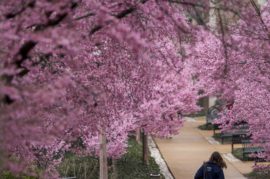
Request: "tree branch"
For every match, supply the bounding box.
[217,9,229,76]
[249,0,270,40]
[74,12,95,20]
[89,0,149,35]
[169,0,240,17]
[5,0,35,19]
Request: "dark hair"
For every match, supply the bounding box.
[209,151,227,169]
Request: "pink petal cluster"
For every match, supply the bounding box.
[0,0,198,177]
[187,0,270,163]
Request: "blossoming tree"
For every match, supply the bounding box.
[0,0,199,178]
[186,0,270,162]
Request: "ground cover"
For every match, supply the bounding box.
[198,123,214,130]
[245,170,270,179]
[1,137,164,179]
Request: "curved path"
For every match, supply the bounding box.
[154,117,253,179]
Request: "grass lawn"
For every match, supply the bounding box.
[212,132,221,141]
[233,148,270,178]
[198,123,214,130]
[1,137,164,179]
[58,137,164,179]
[115,138,164,179]
[245,171,270,179]
[0,172,36,179]
[232,148,266,162]
[231,148,251,161]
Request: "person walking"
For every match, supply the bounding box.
[194,151,227,179]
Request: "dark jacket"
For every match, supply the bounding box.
[194,162,225,179]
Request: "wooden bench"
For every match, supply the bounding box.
[231,133,250,152]
[220,132,233,144]
[219,123,249,144]
[221,129,248,144]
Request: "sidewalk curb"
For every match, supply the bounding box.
[149,136,175,179]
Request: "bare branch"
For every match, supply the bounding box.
[89,0,149,35]
[169,0,240,17]
[74,12,95,20]
[249,0,270,40]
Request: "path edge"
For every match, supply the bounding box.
[148,136,175,179]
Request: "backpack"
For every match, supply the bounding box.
[203,162,216,179]
[202,162,222,179]
[203,162,208,179]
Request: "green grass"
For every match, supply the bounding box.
[58,137,164,179]
[2,137,164,179]
[245,170,270,179]
[198,123,214,130]
[58,153,99,179]
[232,148,259,161]
[232,148,248,161]
[212,133,222,141]
[116,138,164,179]
[0,171,36,179]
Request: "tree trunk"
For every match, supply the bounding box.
[136,128,141,144]
[203,97,209,115]
[99,128,108,179]
[209,0,217,29]
[111,159,118,179]
[142,129,149,165]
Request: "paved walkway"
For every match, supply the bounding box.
[155,117,253,179]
